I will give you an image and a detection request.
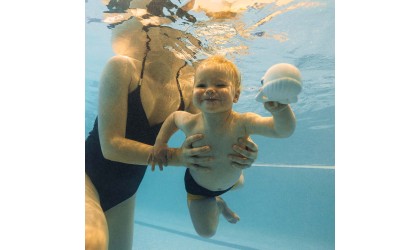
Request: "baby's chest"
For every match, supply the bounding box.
[188,124,246,154]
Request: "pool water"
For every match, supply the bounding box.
[134,163,334,249]
[85,0,335,249]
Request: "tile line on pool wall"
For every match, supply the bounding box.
[135,220,260,250]
[253,163,335,169]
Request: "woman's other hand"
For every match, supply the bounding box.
[229,137,259,169]
[180,134,213,172]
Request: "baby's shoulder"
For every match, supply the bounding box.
[235,111,261,123]
[174,110,194,118]
[174,111,198,124]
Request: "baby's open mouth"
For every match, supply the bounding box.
[204,97,218,101]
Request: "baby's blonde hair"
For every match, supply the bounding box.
[196,55,241,89]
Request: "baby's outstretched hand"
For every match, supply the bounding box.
[151,143,170,171]
[264,101,289,113]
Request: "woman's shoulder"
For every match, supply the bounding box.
[106,55,141,70]
[100,56,143,91]
[103,56,142,82]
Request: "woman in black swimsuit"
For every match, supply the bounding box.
[85,16,259,250]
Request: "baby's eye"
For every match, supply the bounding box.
[195,83,206,88]
[216,83,227,87]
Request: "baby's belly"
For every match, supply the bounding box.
[187,126,246,191]
[190,158,242,191]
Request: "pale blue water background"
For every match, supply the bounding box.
[85,0,334,249]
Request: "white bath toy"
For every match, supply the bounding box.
[255,63,302,104]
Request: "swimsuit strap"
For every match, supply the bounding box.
[138,27,152,87]
[175,62,187,111]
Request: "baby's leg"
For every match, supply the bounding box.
[187,196,240,238]
[216,196,240,223]
[230,173,245,191]
[188,197,219,238]
[215,175,244,223]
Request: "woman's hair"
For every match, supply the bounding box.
[196,55,241,89]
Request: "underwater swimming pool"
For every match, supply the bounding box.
[85,0,334,249]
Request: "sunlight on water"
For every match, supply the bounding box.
[86,0,334,166]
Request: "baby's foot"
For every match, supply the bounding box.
[216,197,240,224]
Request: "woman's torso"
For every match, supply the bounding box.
[85,56,191,211]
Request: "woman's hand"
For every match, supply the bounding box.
[180,134,213,172]
[229,137,259,169]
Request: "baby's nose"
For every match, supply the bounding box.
[205,89,215,96]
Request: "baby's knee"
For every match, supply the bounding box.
[196,228,216,238]
[193,221,217,238]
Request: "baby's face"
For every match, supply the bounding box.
[193,65,239,113]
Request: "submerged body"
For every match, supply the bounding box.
[185,111,249,190]
[177,111,253,191]
[152,55,296,238]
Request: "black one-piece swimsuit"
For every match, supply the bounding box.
[85,80,185,211]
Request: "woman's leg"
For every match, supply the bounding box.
[85,174,109,250]
[105,193,136,250]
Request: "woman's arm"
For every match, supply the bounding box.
[98,56,154,165]
[152,111,183,170]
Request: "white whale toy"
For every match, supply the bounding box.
[255,63,302,104]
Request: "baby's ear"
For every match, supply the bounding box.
[233,88,241,103]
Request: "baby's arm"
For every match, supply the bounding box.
[152,111,188,171]
[244,102,296,138]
